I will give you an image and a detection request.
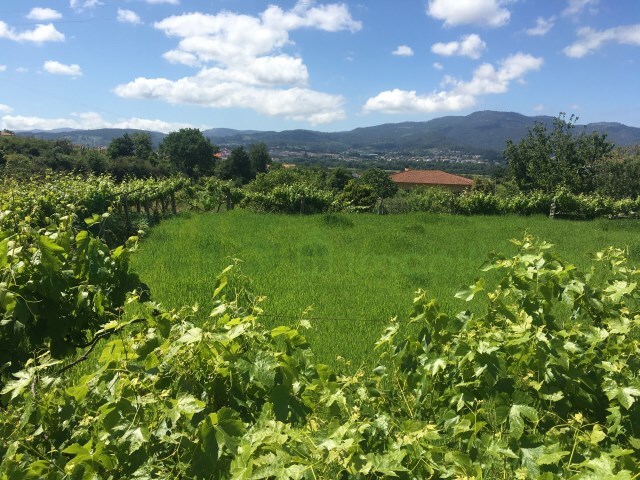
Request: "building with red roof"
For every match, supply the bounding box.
[390,169,474,193]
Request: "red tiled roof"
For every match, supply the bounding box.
[390,169,473,186]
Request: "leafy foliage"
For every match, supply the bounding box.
[2,237,640,478]
[505,113,614,194]
[159,128,217,178]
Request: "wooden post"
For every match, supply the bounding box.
[378,197,384,215]
[549,202,556,219]
[144,197,152,223]
[123,194,132,233]
[170,191,177,214]
[300,194,306,215]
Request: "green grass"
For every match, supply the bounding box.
[131,210,640,369]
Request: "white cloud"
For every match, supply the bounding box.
[26,8,63,21]
[16,67,29,73]
[433,62,443,70]
[427,0,510,28]
[0,104,12,114]
[526,16,555,36]
[115,77,345,125]
[163,50,200,67]
[0,112,194,133]
[0,65,6,72]
[0,22,65,44]
[117,9,142,25]
[43,60,83,77]
[70,0,103,10]
[145,0,179,4]
[363,52,543,114]
[533,104,545,112]
[115,1,360,124]
[392,45,414,56]
[564,24,640,57]
[562,0,598,17]
[431,34,486,59]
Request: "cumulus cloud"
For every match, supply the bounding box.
[0,112,194,133]
[0,104,12,114]
[433,62,443,70]
[26,8,63,21]
[427,0,510,28]
[564,24,640,57]
[0,65,6,72]
[431,34,486,59]
[363,52,543,114]
[145,0,179,4]
[526,16,555,36]
[562,0,599,17]
[0,22,65,44]
[115,1,360,124]
[43,60,82,77]
[115,77,345,125]
[70,0,103,10]
[117,9,142,25]
[392,45,414,56]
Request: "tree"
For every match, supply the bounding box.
[326,167,352,191]
[216,146,252,184]
[248,143,270,178]
[505,113,614,194]
[107,133,135,159]
[130,132,154,161]
[595,146,640,199]
[159,128,217,178]
[359,167,398,198]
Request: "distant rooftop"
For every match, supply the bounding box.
[391,169,473,186]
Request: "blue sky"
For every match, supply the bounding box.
[0,0,639,133]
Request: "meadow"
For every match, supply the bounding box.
[131,210,640,368]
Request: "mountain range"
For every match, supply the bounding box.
[17,111,640,157]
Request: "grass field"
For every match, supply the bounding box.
[131,210,640,369]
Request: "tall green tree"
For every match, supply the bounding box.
[248,143,270,177]
[359,167,398,198]
[129,132,154,161]
[107,133,135,159]
[216,146,252,184]
[159,128,217,178]
[326,167,352,191]
[505,113,614,194]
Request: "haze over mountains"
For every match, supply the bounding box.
[17,111,640,158]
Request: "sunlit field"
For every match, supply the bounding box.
[132,210,640,368]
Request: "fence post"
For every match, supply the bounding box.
[549,202,556,219]
[170,191,177,215]
[300,193,306,215]
[144,197,152,223]
[123,194,132,233]
[378,197,384,215]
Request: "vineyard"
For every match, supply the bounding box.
[1,173,640,478]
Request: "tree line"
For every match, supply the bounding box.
[0,128,271,183]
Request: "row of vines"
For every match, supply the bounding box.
[0,173,187,378]
[193,174,640,219]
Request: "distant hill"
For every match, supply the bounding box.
[19,128,167,148]
[17,111,640,155]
